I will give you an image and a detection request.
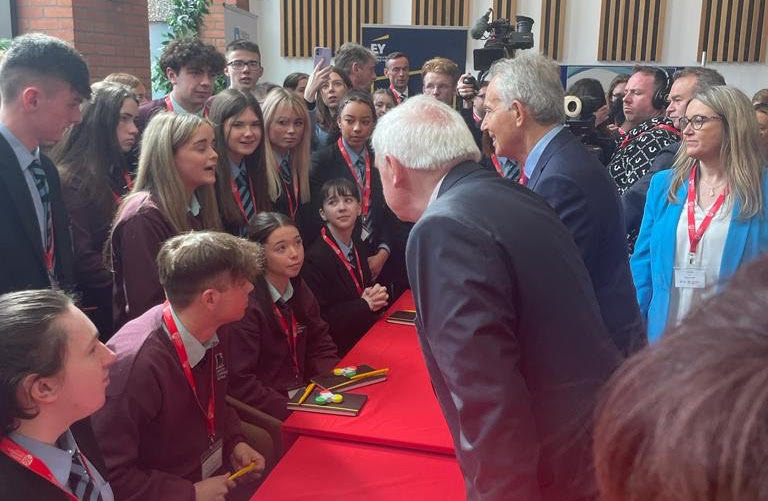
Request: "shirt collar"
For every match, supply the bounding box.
[523,124,564,179]
[267,280,294,303]
[0,123,40,171]
[188,193,201,217]
[165,305,219,368]
[427,173,449,207]
[169,92,203,117]
[341,138,364,166]
[229,159,245,179]
[8,429,79,489]
[327,225,353,256]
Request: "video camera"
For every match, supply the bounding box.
[564,95,614,164]
[471,8,534,72]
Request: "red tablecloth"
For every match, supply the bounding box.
[282,291,455,455]
[250,436,465,500]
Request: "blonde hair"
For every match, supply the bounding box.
[262,87,311,204]
[668,85,764,219]
[122,112,222,232]
[421,57,460,86]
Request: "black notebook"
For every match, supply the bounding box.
[311,364,388,392]
[386,310,416,326]
[286,388,367,416]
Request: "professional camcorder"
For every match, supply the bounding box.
[471,8,534,72]
[564,95,614,165]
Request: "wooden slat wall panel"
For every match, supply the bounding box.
[492,0,517,21]
[281,0,383,57]
[597,0,666,61]
[540,0,566,60]
[698,0,768,62]
[412,0,469,26]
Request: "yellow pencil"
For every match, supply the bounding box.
[349,368,389,380]
[296,382,315,405]
[228,462,257,481]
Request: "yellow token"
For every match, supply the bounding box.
[331,394,344,403]
[333,368,344,376]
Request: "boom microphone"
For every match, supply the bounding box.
[471,8,493,39]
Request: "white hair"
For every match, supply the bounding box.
[489,53,565,125]
[371,95,481,170]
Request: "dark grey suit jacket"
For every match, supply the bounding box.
[406,162,620,501]
[528,128,646,355]
[0,134,74,294]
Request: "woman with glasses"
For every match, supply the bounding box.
[631,85,768,342]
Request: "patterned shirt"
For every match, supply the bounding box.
[607,116,680,195]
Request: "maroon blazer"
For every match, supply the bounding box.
[92,305,245,501]
[221,277,340,419]
[110,192,202,328]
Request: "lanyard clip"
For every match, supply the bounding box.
[688,252,696,266]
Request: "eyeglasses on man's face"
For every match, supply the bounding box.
[228,60,261,70]
[679,115,723,130]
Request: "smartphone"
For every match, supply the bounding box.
[313,46,332,69]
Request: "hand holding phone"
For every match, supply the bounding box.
[313,46,332,70]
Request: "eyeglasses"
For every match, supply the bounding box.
[679,115,723,130]
[227,60,261,70]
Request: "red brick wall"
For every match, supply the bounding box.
[199,0,250,53]
[13,0,151,88]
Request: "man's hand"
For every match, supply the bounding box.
[367,249,389,280]
[362,283,389,311]
[194,474,235,501]
[229,442,266,483]
[304,61,333,104]
[456,72,477,106]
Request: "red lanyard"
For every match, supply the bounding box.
[686,164,728,264]
[0,437,92,501]
[337,138,371,216]
[491,154,503,177]
[164,94,174,112]
[321,227,364,295]
[389,83,402,105]
[44,219,55,276]
[162,301,216,440]
[111,171,133,203]
[230,173,256,223]
[272,302,300,377]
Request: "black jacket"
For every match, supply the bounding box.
[0,134,75,294]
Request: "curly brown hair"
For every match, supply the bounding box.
[159,37,225,75]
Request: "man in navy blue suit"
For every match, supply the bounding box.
[482,53,645,356]
[373,94,620,501]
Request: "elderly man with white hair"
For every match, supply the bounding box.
[481,53,644,356]
[372,94,620,501]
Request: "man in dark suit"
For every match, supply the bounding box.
[372,94,620,501]
[482,53,645,356]
[0,33,91,294]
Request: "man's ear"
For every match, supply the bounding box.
[24,373,61,407]
[510,99,526,127]
[20,86,43,111]
[166,67,179,85]
[387,154,407,188]
[200,288,219,309]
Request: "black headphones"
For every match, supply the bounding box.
[651,67,671,110]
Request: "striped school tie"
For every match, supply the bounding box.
[30,160,54,280]
[67,451,103,501]
[236,168,255,221]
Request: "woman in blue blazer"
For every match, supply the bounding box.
[632,85,768,342]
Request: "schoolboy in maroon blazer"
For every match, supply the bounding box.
[92,232,265,501]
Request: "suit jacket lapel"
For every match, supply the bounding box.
[527,128,570,190]
[720,197,749,281]
[0,135,45,262]
[657,182,687,288]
